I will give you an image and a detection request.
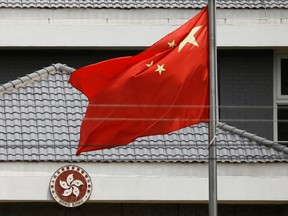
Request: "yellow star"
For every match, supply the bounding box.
[168,40,176,48]
[146,60,154,68]
[178,26,202,52]
[155,64,166,75]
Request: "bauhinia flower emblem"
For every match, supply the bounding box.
[60,174,84,197]
[50,165,92,208]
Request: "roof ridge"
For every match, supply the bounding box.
[0,63,75,95]
[218,122,288,155]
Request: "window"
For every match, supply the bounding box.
[275,54,288,145]
[277,105,288,143]
[280,58,288,96]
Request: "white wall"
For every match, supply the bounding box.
[0,8,288,48]
[0,162,287,203]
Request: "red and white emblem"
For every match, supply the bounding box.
[49,165,92,207]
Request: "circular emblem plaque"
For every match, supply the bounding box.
[49,165,92,207]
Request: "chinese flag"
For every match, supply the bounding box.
[69,7,209,155]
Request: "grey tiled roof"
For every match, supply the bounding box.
[0,0,287,9]
[0,64,288,163]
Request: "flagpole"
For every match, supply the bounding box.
[208,0,218,216]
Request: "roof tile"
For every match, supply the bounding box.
[0,0,287,9]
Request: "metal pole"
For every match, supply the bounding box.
[208,0,218,216]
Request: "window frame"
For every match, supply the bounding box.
[274,52,288,143]
[275,54,288,100]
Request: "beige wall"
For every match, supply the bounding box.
[0,162,287,203]
[0,8,287,48]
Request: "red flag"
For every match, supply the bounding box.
[69,7,209,155]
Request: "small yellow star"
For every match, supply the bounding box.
[146,60,154,68]
[168,40,176,48]
[155,64,166,75]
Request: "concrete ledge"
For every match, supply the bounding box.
[1,23,288,48]
[0,162,287,202]
[0,8,288,48]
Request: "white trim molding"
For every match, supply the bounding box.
[0,162,288,203]
[0,9,288,48]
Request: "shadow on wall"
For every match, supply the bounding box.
[0,49,142,84]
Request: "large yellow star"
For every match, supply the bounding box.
[178,26,202,52]
[155,64,166,75]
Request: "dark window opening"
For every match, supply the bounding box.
[0,49,142,84]
[281,58,288,95]
[278,105,288,145]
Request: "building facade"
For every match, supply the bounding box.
[0,1,288,215]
